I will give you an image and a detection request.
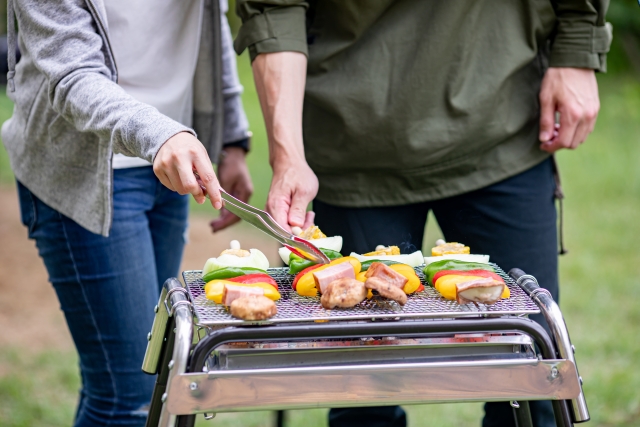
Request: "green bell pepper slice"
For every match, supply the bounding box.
[360,259,401,272]
[423,260,495,286]
[202,266,267,283]
[288,248,342,275]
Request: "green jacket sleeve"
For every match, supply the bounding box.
[550,0,612,72]
[234,1,309,61]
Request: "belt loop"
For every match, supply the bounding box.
[551,155,568,255]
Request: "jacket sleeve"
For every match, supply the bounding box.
[220,0,251,144]
[550,0,612,72]
[233,0,308,61]
[13,0,193,162]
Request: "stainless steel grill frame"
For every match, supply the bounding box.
[143,268,589,427]
[182,264,539,327]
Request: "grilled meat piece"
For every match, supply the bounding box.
[455,279,505,305]
[320,278,367,309]
[223,284,264,306]
[365,277,408,305]
[365,262,408,289]
[313,262,356,294]
[230,295,277,320]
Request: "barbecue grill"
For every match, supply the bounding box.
[142,265,589,427]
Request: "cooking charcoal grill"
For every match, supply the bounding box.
[142,266,589,427]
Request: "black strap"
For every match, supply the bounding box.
[551,155,568,255]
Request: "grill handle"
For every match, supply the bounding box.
[509,268,590,424]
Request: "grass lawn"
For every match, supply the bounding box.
[1,57,639,426]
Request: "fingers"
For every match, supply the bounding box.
[209,209,240,233]
[193,155,222,210]
[538,88,556,144]
[266,194,292,232]
[176,163,205,204]
[288,187,313,228]
[303,211,315,229]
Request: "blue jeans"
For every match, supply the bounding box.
[17,166,189,427]
[316,158,558,427]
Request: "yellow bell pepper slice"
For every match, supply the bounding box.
[387,264,421,294]
[204,280,281,304]
[434,274,487,300]
[434,274,509,300]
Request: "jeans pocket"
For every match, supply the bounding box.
[16,181,38,236]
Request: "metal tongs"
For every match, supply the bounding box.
[195,173,330,264]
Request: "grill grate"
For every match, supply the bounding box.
[183,265,540,326]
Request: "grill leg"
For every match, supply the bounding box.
[512,401,533,427]
[275,410,286,427]
[146,317,176,427]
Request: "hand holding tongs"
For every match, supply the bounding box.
[194,172,330,265]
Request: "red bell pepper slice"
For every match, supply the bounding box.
[432,269,504,284]
[416,284,424,292]
[292,264,323,290]
[227,273,278,290]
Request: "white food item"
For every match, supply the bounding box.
[423,254,490,266]
[229,240,241,250]
[291,226,303,236]
[435,239,446,247]
[203,248,270,276]
[375,245,387,251]
[278,236,343,265]
[350,250,425,268]
[456,279,505,305]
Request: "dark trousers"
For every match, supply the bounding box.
[315,158,558,427]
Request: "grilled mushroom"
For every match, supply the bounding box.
[364,277,407,305]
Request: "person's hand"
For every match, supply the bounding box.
[267,159,318,232]
[539,67,600,153]
[153,131,222,209]
[210,147,254,232]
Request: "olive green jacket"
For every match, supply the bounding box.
[234,0,611,207]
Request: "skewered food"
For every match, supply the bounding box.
[358,262,423,294]
[434,270,511,300]
[424,260,496,285]
[202,241,269,282]
[320,278,367,309]
[422,243,509,302]
[223,284,264,306]
[278,225,343,265]
[456,279,505,305]
[204,280,281,304]
[230,295,278,320]
[365,262,408,289]
[365,277,407,305]
[313,262,357,294]
[293,257,361,297]
[226,273,279,290]
[287,248,342,275]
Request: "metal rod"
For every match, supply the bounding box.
[513,401,534,427]
[188,317,556,372]
[145,315,176,427]
[156,279,194,427]
[509,269,589,423]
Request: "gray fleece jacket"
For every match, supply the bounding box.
[2,0,249,236]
